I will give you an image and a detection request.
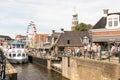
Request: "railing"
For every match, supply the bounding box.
[82,50,120,63]
[29,48,120,63]
[0,49,6,80]
[57,50,120,63]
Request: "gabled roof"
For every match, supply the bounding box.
[108,12,120,15]
[92,17,107,29]
[0,35,12,40]
[56,31,89,47]
[92,12,120,29]
[47,32,61,43]
[50,32,61,38]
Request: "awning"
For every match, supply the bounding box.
[93,35,120,42]
[10,42,26,45]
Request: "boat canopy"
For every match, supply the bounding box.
[10,42,26,45]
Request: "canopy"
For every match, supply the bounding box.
[10,42,26,45]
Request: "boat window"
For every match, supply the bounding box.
[13,45,15,48]
[9,53,12,57]
[21,45,24,48]
[13,54,16,57]
[17,53,21,57]
[17,45,20,48]
[22,53,25,57]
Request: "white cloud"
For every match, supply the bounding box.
[0,0,120,35]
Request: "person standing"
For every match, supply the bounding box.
[96,43,101,57]
[110,43,117,58]
[96,43,101,60]
[91,43,97,59]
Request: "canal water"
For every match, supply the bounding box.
[12,63,69,80]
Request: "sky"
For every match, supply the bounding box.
[0,0,120,37]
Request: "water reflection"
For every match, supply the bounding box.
[13,63,69,80]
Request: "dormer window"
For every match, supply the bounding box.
[114,17,118,27]
[108,21,112,27]
[106,15,119,29]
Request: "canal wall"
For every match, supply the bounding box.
[70,57,120,80]
[28,55,47,67]
[28,54,120,80]
[6,61,17,80]
[62,57,70,79]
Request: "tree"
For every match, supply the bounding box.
[75,22,92,31]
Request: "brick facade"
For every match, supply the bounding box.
[93,31,120,36]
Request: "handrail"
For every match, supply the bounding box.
[0,49,6,80]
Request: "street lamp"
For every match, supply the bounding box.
[88,31,93,46]
[83,36,89,44]
[88,31,93,59]
[83,36,89,58]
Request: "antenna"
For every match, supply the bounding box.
[73,6,76,13]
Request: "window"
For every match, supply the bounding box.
[17,45,20,48]
[21,45,24,48]
[22,53,25,57]
[114,21,118,26]
[13,54,16,57]
[106,15,119,29]
[67,40,70,44]
[108,21,112,27]
[9,53,11,57]
[17,53,21,57]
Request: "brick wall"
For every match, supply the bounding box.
[93,31,120,36]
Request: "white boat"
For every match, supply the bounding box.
[6,42,28,63]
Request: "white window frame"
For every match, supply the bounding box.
[106,15,120,29]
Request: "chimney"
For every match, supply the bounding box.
[103,9,109,17]
[52,30,55,33]
[61,28,64,33]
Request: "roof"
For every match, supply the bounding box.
[92,12,120,29]
[47,32,61,43]
[0,35,12,40]
[92,17,107,29]
[51,32,61,38]
[10,42,26,45]
[56,31,89,47]
[108,12,120,15]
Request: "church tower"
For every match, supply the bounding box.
[71,8,78,31]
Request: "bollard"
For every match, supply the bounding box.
[119,51,120,63]
[108,51,110,62]
[84,50,85,58]
[92,51,95,59]
[100,50,102,61]
[89,51,92,59]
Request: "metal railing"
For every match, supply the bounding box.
[0,49,6,80]
[57,50,120,63]
[83,50,120,63]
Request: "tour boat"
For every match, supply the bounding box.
[6,42,28,63]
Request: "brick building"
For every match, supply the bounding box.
[34,34,49,48]
[91,9,120,50]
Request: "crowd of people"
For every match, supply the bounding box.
[84,43,120,59]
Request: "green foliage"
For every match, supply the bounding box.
[75,22,92,31]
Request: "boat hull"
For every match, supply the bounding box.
[8,58,28,64]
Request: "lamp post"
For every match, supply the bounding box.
[89,31,93,59]
[83,36,89,58]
